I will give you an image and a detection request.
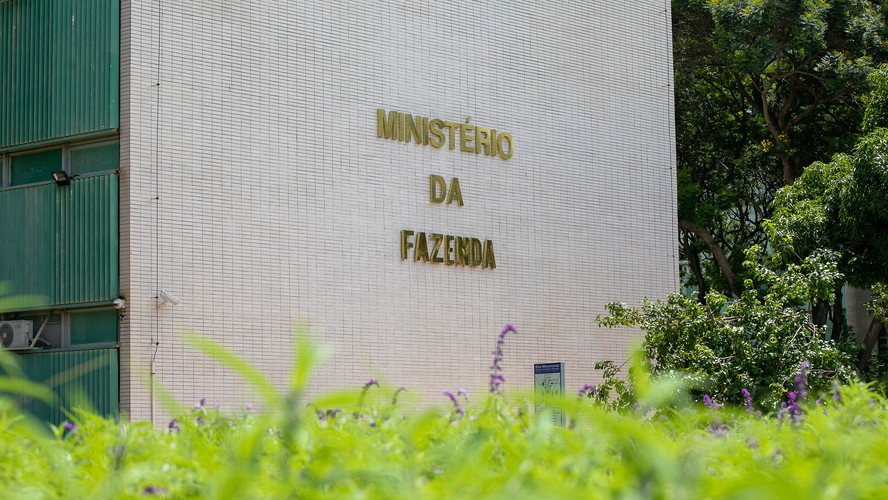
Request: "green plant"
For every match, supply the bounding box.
[1,327,888,497]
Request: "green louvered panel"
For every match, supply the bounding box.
[15,347,119,425]
[0,0,120,149]
[0,173,119,312]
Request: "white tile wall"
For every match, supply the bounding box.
[122,0,678,422]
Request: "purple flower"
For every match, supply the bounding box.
[778,391,803,422]
[357,379,380,408]
[740,388,762,416]
[63,421,77,433]
[391,387,407,405]
[832,381,842,403]
[578,384,597,398]
[168,419,180,432]
[199,397,206,407]
[490,325,516,393]
[707,421,727,437]
[741,388,754,413]
[245,403,253,413]
[794,361,810,401]
[703,394,723,409]
[214,401,221,409]
[443,391,465,418]
[142,486,167,496]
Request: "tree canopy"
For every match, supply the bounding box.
[674,0,886,301]
[613,1,888,398]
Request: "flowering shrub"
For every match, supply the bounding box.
[597,250,858,411]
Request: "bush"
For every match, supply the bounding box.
[598,250,858,410]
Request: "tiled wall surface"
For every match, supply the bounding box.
[122,0,678,420]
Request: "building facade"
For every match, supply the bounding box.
[1,0,678,423]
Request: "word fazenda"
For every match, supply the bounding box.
[400,230,496,269]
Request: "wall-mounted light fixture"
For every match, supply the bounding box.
[51,171,73,186]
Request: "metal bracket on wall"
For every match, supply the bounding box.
[29,314,50,349]
[156,290,181,306]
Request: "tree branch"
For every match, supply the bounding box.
[679,219,742,297]
[858,318,886,373]
[683,238,711,303]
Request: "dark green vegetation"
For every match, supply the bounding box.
[599,252,856,409]
[669,0,888,393]
[674,0,886,321]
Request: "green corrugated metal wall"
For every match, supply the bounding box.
[0,0,120,150]
[0,173,119,312]
[15,347,119,424]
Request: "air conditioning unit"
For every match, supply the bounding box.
[0,320,33,350]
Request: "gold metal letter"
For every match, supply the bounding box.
[459,117,474,153]
[430,234,444,263]
[483,240,496,269]
[377,109,400,140]
[400,230,414,260]
[444,121,457,150]
[471,238,483,267]
[475,126,490,156]
[398,112,406,142]
[429,119,445,148]
[405,114,422,144]
[497,132,514,160]
[414,232,429,263]
[444,235,454,265]
[456,237,471,266]
[430,174,446,204]
[446,177,464,207]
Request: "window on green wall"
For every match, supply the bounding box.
[70,142,119,176]
[2,141,119,188]
[9,149,62,186]
[68,309,118,345]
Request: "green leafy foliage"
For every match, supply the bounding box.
[770,123,888,289]
[1,335,888,498]
[599,250,856,410]
[673,0,886,298]
[766,62,888,373]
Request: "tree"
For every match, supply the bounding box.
[770,65,888,370]
[673,0,886,301]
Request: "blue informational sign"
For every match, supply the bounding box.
[534,362,565,427]
[534,363,564,375]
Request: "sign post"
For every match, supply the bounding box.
[534,362,565,427]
